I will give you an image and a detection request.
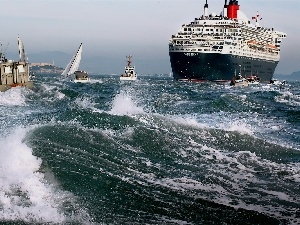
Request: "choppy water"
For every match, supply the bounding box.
[0,74,299,225]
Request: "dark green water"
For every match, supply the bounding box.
[0,74,299,224]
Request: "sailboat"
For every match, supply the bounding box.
[61,43,90,83]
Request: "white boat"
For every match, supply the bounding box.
[230,74,249,87]
[247,75,260,85]
[120,55,137,81]
[269,78,286,86]
[61,43,90,83]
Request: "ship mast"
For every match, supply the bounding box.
[255,11,260,27]
[18,36,26,62]
[126,55,132,67]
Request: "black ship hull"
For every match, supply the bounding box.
[169,52,278,82]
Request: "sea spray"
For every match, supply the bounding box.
[0,127,65,223]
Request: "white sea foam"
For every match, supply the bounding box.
[275,91,300,106]
[109,92,144,115]
[55,90,65,100]
[170,113,254,135]
[75,96,102,113]
[171,116,205,128]
[40,83,57,92]
[0,88,26,106]
[0,127,65,223]
[223,119,254,135]
[38,83,66,101]
[89,78,103,84]
[259,189,295,202]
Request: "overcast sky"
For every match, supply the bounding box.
[0,0,299,75]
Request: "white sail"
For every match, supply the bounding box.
[18,36,26,62]
[62,43,83,76]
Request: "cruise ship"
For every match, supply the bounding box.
[169,0,287,82]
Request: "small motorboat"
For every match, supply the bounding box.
[247,75,260,85]
[230,75,249,87]
[269,78,286,86]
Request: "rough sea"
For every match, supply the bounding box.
[0,74,299,225]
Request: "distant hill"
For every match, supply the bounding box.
[288,71,300,81]
[274,71,300,81]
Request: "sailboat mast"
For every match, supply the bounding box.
[18,36,26,62]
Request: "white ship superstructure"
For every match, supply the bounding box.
[120,55,137,81]
[169,0,287,81]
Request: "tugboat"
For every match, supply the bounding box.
[0,37,33,92]
[120,55,137,81]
